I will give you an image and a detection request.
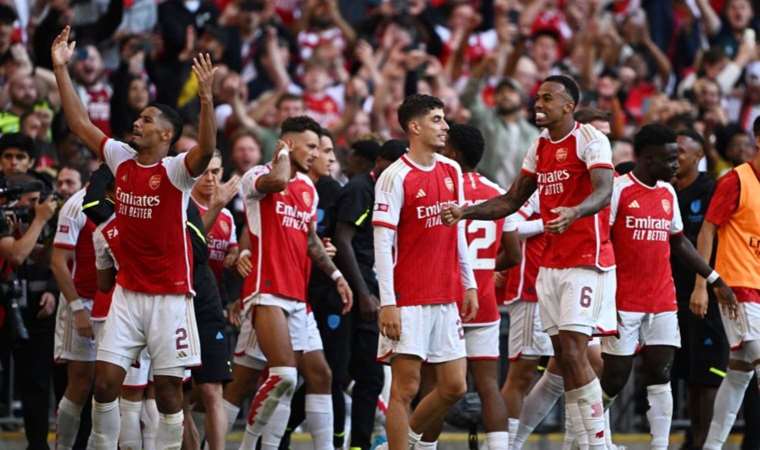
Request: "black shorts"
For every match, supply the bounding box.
[674,301,728,387]
[191,265,232,384]
[191,318,232,384]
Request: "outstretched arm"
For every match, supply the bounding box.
[185,54,218,177]
[444,173,537,224]
[51,26,106,154]
[545,167,612,233]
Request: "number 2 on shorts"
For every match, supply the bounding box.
[175,328,189,350]
[579,286,593,308]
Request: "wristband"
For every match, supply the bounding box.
[277,148,290,160]
[69,299,84,312]
[330,270,343,281]
[706,270,720,284]
[239,249,251,259]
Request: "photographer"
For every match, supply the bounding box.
[0,173,59,450]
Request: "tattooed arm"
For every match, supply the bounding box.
[444,173,537,224]
[308,223,353,312]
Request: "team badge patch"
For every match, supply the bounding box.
[219,221,229,235]
[58,224,69,233]
[556,147,568,162]
[149,174,161,190]
[662,199,671,214]
[375,203,389,212]
[444,177,455,192]
[302,191,312,207]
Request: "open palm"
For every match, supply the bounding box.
[51,26,76,67]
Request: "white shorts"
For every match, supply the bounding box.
[233,295,323,370]
[536,267,617,337]
[93,320,152,388]
[464,322,500,360]
[506,301,554,360]
[377,303,466,364]
[54,296,97,363]
[720,302,760,350]
[601,311,681,356]
[97,286,200,376]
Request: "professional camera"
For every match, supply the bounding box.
[0,177,59,239]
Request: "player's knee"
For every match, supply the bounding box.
[93,376,121,403]
[153,379,183,413]
[600,358,630,396]
[438,378,467,403]
[390,377,420,404]
[306,363,332,392]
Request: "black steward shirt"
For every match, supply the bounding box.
[308,176,342,292]
[334,171,377,285]
[671,172,715,305]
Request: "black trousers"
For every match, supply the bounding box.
[283,284,384,450]
[13,327,55,450]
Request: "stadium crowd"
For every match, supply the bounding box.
[0,0,759,450]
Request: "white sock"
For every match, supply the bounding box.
[514,371,564,450]
[603,409,613,450]
[261,397,292,450]
[486,431,509,450]
[415,440,437,450]
[562,402,580,450]
[223,399,241,434]
[119,399,143,450]
[191,410,206,443]
[306,394,334,450]
[704,369,753,450]
[645,383,672,450]
[408,429,423,448]
[566,379,605,450]
[239,367,297,450]
[155,411,184,450]
[92,399,120,448]
[507,418,519,450]
[142,398,159,450]
[57,396,84,450]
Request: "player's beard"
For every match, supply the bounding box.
[496,104,522,116]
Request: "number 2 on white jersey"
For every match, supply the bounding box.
[467,220,497,270]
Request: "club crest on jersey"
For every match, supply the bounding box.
[302,191,312,207]
[219,220,230,235]
[662,199,671,214]
[555,147,568,162]
[149,174,161,190]
[444,177,454,192]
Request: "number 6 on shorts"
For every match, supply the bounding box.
[580,286,593,308]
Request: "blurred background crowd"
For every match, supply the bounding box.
[0,0,759,447]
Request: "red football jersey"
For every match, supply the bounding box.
[521,123,615,270]
[373,153,463,307]
[610,173,683,312]
[92,215,120,320]
[503,192,545,304]
[241,165,318,304]
[303,92,341,128]
[53,188,98,300]
[78,83,112,136]
[100,138,196,295]
[458,172,505,325]
[193,198,238,284]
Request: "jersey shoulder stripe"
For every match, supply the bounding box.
[378,159,409,193]
[477,174,506,195]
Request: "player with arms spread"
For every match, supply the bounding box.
[373,95,478,450]
[443,75,615,449]
[600,124,736,450]
[235,115,352,450]
[52,26,218,448]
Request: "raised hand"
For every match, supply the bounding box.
[193,53,217,102]
[211,175,241,210]
[51,26,76,68]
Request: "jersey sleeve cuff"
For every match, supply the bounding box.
[98,136,109,159]
[372,221,397,230]
[588,163,614,170]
